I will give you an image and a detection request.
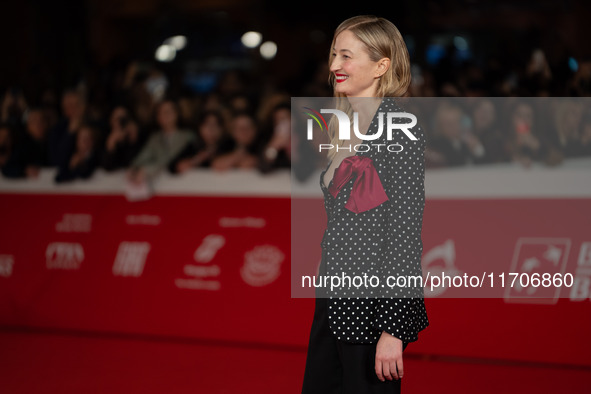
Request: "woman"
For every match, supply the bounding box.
[506,100,545,167]
[258,102,292,173]
[168,110,227,173]
[1,108,50,179]
[127,99,194,184]
[210,111,262,171]
[54,124,99,183]
[301,15,429,394]
[101,105,145,171]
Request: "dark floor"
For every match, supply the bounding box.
[0,329,589,393]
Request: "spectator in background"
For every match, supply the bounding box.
[506,100,546,167]
[39,89,60,133]
[470,99,510,164]
[101,105,146,171]
[127,99,194,184]
[551,99,586,159]
[168,110,227,174]
[1,109,50,178]
[0,124,12,170]
[1,88,28,130]
[48,88,86,166]
[578,110,591,157]
[570,60,591,96]
[55,124,99,183]
[211,111,261,171]
[258,102,291,173]
[523,49,553,96]
[426,101,485,167]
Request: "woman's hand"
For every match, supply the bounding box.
[127,167,146,185]
[106,127,126,151]
[175,158,194,173]
[375,331,403,382]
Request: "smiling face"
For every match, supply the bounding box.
[330,29,386,98]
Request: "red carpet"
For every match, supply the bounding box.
[0,329,589,393]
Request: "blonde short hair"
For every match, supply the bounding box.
[324,16,411,161]
[328,15,411,98]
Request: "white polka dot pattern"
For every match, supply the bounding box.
[319,98,429,344]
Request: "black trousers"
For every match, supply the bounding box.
[301,295,409,394]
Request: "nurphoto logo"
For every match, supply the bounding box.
[303,106,418,153]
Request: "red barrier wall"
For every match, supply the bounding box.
[1,190,590,367]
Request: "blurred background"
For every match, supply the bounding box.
[1,1,591,393]
[1,0,591,182]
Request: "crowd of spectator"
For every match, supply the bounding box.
[1,47,591,185]
[0,67,294,185]
[408,97,591,168]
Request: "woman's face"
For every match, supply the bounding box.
[438,108,462,139]
[330,29,381,97]
[231,115,256,147]
[473,100,495,131]
[157,101,178,130]
[27,110,47,140]
[199,114,223,145]
[273,108,291,126]
[62,92,84,120]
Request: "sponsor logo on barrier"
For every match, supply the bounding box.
[0,255,14,277]
[194,234,226,264]
[176,235,225,291]
[505,238,570,304]
[125,215,161,226]
[570,241,591,301]
[422,239,463,297]
[175,278,221,290]
[112,242,151,277]
[55,214,92,233]
[46,242,84,270]
[184,264,221,278]
[241,245,284,287]
[218,217,266,228]
[175,264,221,291]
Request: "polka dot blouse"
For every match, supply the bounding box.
[318,98,429,344]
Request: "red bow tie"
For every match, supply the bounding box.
[328,156,389,214]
